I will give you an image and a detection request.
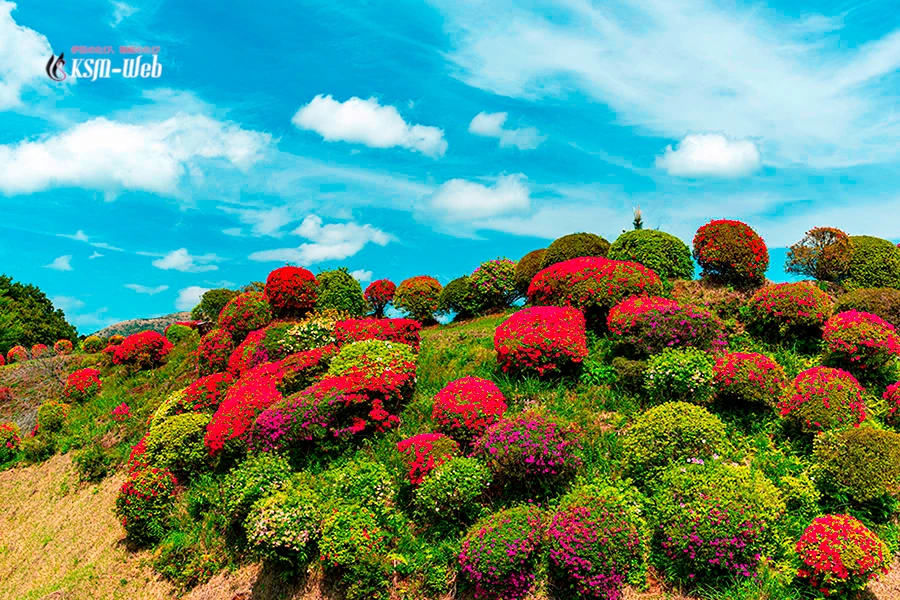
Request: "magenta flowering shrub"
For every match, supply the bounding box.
[745,282,832,342]
[713,352,788,408]
[31,344,49,359]
[823,310,900,373]
[334,318,422,351]
[0,421,21,463]
[459,505,546,600]
[196,328,234,376]
[778,367,866,432]
[432,376,508,445]
[608,297,726,357]
[396,432,460,484]
[494,306,588,376]
[63,368,102,402]
[111,402,131,423]
[885,381,900,426]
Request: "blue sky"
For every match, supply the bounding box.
[1,0,899,333]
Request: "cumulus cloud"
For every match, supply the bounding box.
[175,286,209,311]
[350,269,373,282]
[0,1,55,110]
[45,255,73,271]
[420,174,530,223]
[248,215,391,265]
[292,95,447,158]
[656,134,761,178]
[152,248,222,273]
[124,283,169,295]
[468,112,545,150]
[0,114,272,196]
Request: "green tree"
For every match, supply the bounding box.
[0,275,77,355]
[190,288,239,323]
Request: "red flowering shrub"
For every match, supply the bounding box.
[692,219,769,286]
[823,310,900,373]
[31,344,49,359]
[796,514,889,597]
[885,381,900,426]
[217,292,272,343]
[113,331,173,370]
[786,226,853,283]
[63,368,102,402]
[396,432,460,485]
[745,282,832,341]
[528,257,664,326]
[607,296,678,334]
[265,266,318,317]
[364,279,396,318]
[54,339,73,355]
[0,421,21,463]
[127,435,150,473]
[608,297,725,357]
[713,352,787,408]
[196,328,234,376]
[494,306,588,376]
[432,376,507,445]
[177,372,234,414]
[0,354,5,367]
[111,402,131,423]
[393,276,442,322]
[82,335,103,353]
[778,367,865,432]
[226,329,269,377]
[115,467,178,545]
[334,318,421,351]
[6,346,27,363]
[0,387,11,402]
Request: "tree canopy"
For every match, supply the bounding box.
[0,274,77,354]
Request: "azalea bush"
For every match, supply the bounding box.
[113,331,174,370]
[608,297,725,357]
[264,265,318,317]
[608,229,694,281]
[319,502,392,600]
[470,258,519,312]
[81,335,104,353]
[779,367,866,433]
[393,275,442,322]
[823,310,900,373]
[692,219,769,286]
[438,276,480,319]
[0,421,21,463]
[396,432,460,485]
[0,386,10,401]
[176,372,234,414]
[0,354,4,367]
[540,232,610,269]
[494,306,588,376]
[53,339,73,355]
[221,452,293,526]
[217,292,272,342]
[164,324,195,345]
[6,345,27,363]
[432,376,508,445]
[196,328,234,376]
[145,413,212,480]
[364,279,396,318]
[31,344,48,359]
[63,368,102,402]
[111,402,131,423]
[713,352,787,408]
[115,467,178,545]
[245,471,322,565]
[334,318,421,351]
[835,287,900,328]
[744,282,832,342]
[316,268,367,317]
[813,427,900,503]
[414,456,491,520]
[885,381,900,427]
[37,400,70,433]
[796,514,890,597]
[643,348,716,405]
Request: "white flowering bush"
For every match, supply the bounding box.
[643,348,716,404]
[245,471,323,565]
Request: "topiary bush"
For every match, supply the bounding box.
[220,452,293,526]
[608,297,725,357]
[82,335,104,353]
[394,276,442,323]
[643,348,716,405]
[37,400,70,433]
[0,421,21,463]
[494,306,588,376]
[549,482,650,599]
[115,467,178,545]
[845,235,900,290]
[316,268,367,317]
[608,229,694,280]
[692,219,769,287]
[196,328,234,376]
[6,345,27,363]
[796,514,890,597]
[164,324,195,345]
[144,413,212,479]
[470,258,519,313]
[834,287,900,328]
[713,352,787,408]
[334,318,421,351]
[621,402,727,478]
[264,265,318,318]
[322,457,397,516]
[813,427,900,503]
[432,376,508,446]
[396,432,460,485]
[113,331,174,370]
[53,339,73,355]
[31,344,48,359]
[785,227,853,282]
[514,248,546,295]
[459,505,546,600]
[823,310,900,374]
[438,276,480,320]
[540,232,610,269]
[414,456,491,520]
[217,292,273,343]
[63,368,102,402]
[778,367,866,433]
[364,279,396,318]
[327,339,417,377]
[745,282,832,344]
[245,471,322,565]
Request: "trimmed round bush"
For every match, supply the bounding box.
[438,276,480,319]
[778,367,866,432]
[713,352,787,408]
[316,268,367,317]
[245,471,322,565]
[0,422,21,463]
[745,282,833,342]
[651,462,785,581]
[414,456,491,519]
[63,368,102,402]
[394,276,442,322]
[785,227,853,282]
[113,331,174,370]
[31,344,48,359]
[82,335,104,353]
[217,292,272,342]
[432,376,508,445]
[177,372,235,414]
[265,266,318,317]
[823,310,900,373]
[885,381,900,427]
[796,514,890,597]
[608,229,693,280]
[115,467,178,545]
[37,400,70,433]
[540,232,610,269]
[191,288,239,323]
[54,339,73,355]
[221,452,293,525]
[813,427,900,503]
[396,432,460,484]
[323,457,397,516]
[845,235,900,290]
[327,339,417,377]
[835,287,900,328]
[621,402,727,477]
[196,328,234,376]
[514,248,546,295]
[364,278,396,318]
[643,348,716,405]
[528,257,665,326]
[608,297,725,357]
[334,318,421,351]
[144,412,212,479]
[494,306,588,376]
[692,219,769,286]
[470,258,519,312]
[164,324,194,345]
[459,505,546,600]
[549,482,649,599]
[6,346,27,363]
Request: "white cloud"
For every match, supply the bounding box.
[51,295,85,313]
[222,228,243,237]
[59,230,89,242]
[656,134,761,178]
[420,174,530,222]
[89,251,103,259]
[152,248,222,273]
[468,112,545,150]
[219,206,297,237]
[44,255,73,271]
[248,215,391,264]
[350,269,373,282]
[292,94,447,158]
[176,286,210,311]
[0,114,272,196]
[110,1,137,27]
[91,242,123,251]
[0,1,55,110]
[124,283,169,295]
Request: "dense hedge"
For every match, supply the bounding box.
[745,282,832,342]
[608,229,693,280]
[514,249,546,295]
[845,235,900,290]
[834,287,900,328]
[494,306,588,376]
[540,232,610,269]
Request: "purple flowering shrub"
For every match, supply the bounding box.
[650,462,786,583]
[608,298,726,358]
[549,483,650,599]
[459,505,546,600]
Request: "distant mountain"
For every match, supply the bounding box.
[91,312,192,338]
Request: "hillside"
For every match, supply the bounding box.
[92,312,192,339]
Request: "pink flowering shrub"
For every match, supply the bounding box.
[177,372,234,414]
[217,292,273,343]
[396,432,460,484]
[608,297,725,357]
[63,368,102,402]
[823,310,900,373]
[778,367,866,432]
[0,353,5,367]
[0,387,12,402]
[6,346,28,363]
[54,339,74,355]
[432,376,507,445]
[692,219,769,286]
[196,328,234,377]
[713,352,788,408]
[0,421,21,463]
[111,402,131,423]
[226,329,270,377]
[334,318,421,351]
[745,282,832,342]
[31,344,49,359]
[113,331,173,370]
[494,306,588,376]
[126,435,150,474]
[459,505,546,600]
[885,381,900,426]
